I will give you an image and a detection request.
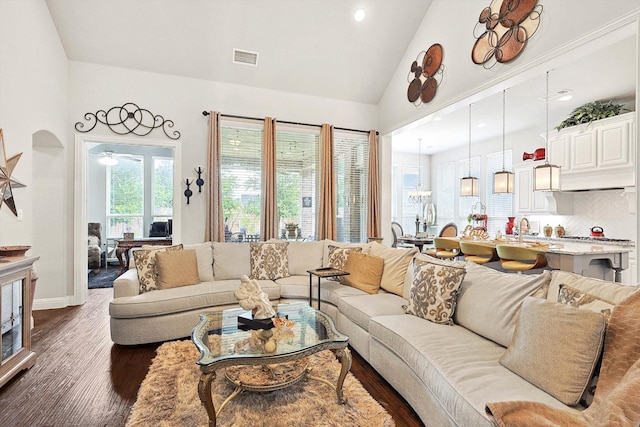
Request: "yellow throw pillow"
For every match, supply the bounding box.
[342,252,385,294]
[133,244,183,293]
[155,249,201,289]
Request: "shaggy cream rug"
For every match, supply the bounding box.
[127,340,395,427]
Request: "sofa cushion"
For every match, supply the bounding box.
[284,241,324,275]
[404,257,466,325]
[369,242,418,296]
[133,244,184,293]
[342,252,384,294]
[183,242,214,282]
[337,293,406,332]
[402,253,466,299]
[548,270,638,305]
[369,314,572,427]
[155,249,201,289]
[453,261,552,347]
[249,242,290,280]
[275,275,366,305]
[499,296,606,406]
[212,242,251,280]
[109,279,280,319]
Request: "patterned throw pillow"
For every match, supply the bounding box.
[249,242,290,280]
[133,244,184,293]
[327,245,363,282]
[558,283,615,321]
[404,258,466,325]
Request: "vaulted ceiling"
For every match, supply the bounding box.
[46,0,432,105]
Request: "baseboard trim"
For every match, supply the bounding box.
[33,296,78,311]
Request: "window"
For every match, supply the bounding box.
[276,126,320,240]
[436,161,455,229]
[220,122,263,241]
[485,150,513,235]
[334,131,368,242]
[392,164,420,234]
[106,156,144,238]
[152,157,173,223]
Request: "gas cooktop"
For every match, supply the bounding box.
[561,236,632,243]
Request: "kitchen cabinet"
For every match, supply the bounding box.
[548,112,635,191]
[0,256,38,388]
[514,165,572,214]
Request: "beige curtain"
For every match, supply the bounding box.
[204,111,225,242]
[260,117,278,241]
[367,130,381,238]
[318,124,336,240]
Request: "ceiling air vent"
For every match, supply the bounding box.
[233,49,259,66]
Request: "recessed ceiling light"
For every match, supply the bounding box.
[354,8,366,22]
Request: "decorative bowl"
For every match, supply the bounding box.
[0,245,31,257]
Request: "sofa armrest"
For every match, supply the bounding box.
[113,268,140,298]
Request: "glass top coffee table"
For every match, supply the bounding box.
[192,302,351,427]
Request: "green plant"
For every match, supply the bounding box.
[555,100,628,131]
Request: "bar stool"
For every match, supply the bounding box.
[432,237,461,260]
[496,244,548,272]
[459,241,498,265]
[425,222,458,256]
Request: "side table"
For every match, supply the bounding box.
[307,268,350,310]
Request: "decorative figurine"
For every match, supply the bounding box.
[195,167,204,193]
[234,275,276,320]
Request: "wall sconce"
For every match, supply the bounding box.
[184,179,193,204]
[195,167,204,192]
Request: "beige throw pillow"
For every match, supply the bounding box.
[155,249,201,289]
[499,296,606,406]
[404,258,466,325]
[133,244,183,293]
[558,283,615,321]
[249,242,290,280]
[342,252,384,294]
[369,242,418,296]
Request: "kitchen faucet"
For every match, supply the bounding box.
[518,217,530,244]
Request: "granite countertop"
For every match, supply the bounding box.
[507,234,636,248]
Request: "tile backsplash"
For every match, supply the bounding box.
[526,189,636,241]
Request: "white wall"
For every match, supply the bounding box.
[69,62,379,246]
[0,1,70,306]
[378,0,640,134]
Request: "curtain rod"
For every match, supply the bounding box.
[201,111,378,135]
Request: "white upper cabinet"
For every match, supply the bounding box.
[548,112,635,190]
[514,165,572,215]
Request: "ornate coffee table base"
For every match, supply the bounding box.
[197,348,352,427]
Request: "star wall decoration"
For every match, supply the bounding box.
[0,129,23,217]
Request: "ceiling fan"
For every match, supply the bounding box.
[98,150,142,165]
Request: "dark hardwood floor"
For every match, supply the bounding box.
[0,289,423,426]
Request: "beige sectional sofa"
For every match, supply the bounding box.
[109,239,638,426]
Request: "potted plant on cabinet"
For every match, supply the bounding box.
[555,100,628,131]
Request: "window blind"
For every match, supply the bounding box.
[220,122,263,241]
[152,156,173,222]
[485,150,513,235]
[436,161,455,230]
[334,131,369,243]
[275,126,320,240]
[106,156,144,238]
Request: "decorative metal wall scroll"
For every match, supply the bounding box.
[0,129,24,217]
[195,167,204,193]
[75,102,181,140]
[472,0,543,69]
[407,43,444,106]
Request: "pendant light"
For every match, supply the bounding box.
[534,71,561,191]
[408,138,431,208]
[493,89,514,193]
[460,104,478,197]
